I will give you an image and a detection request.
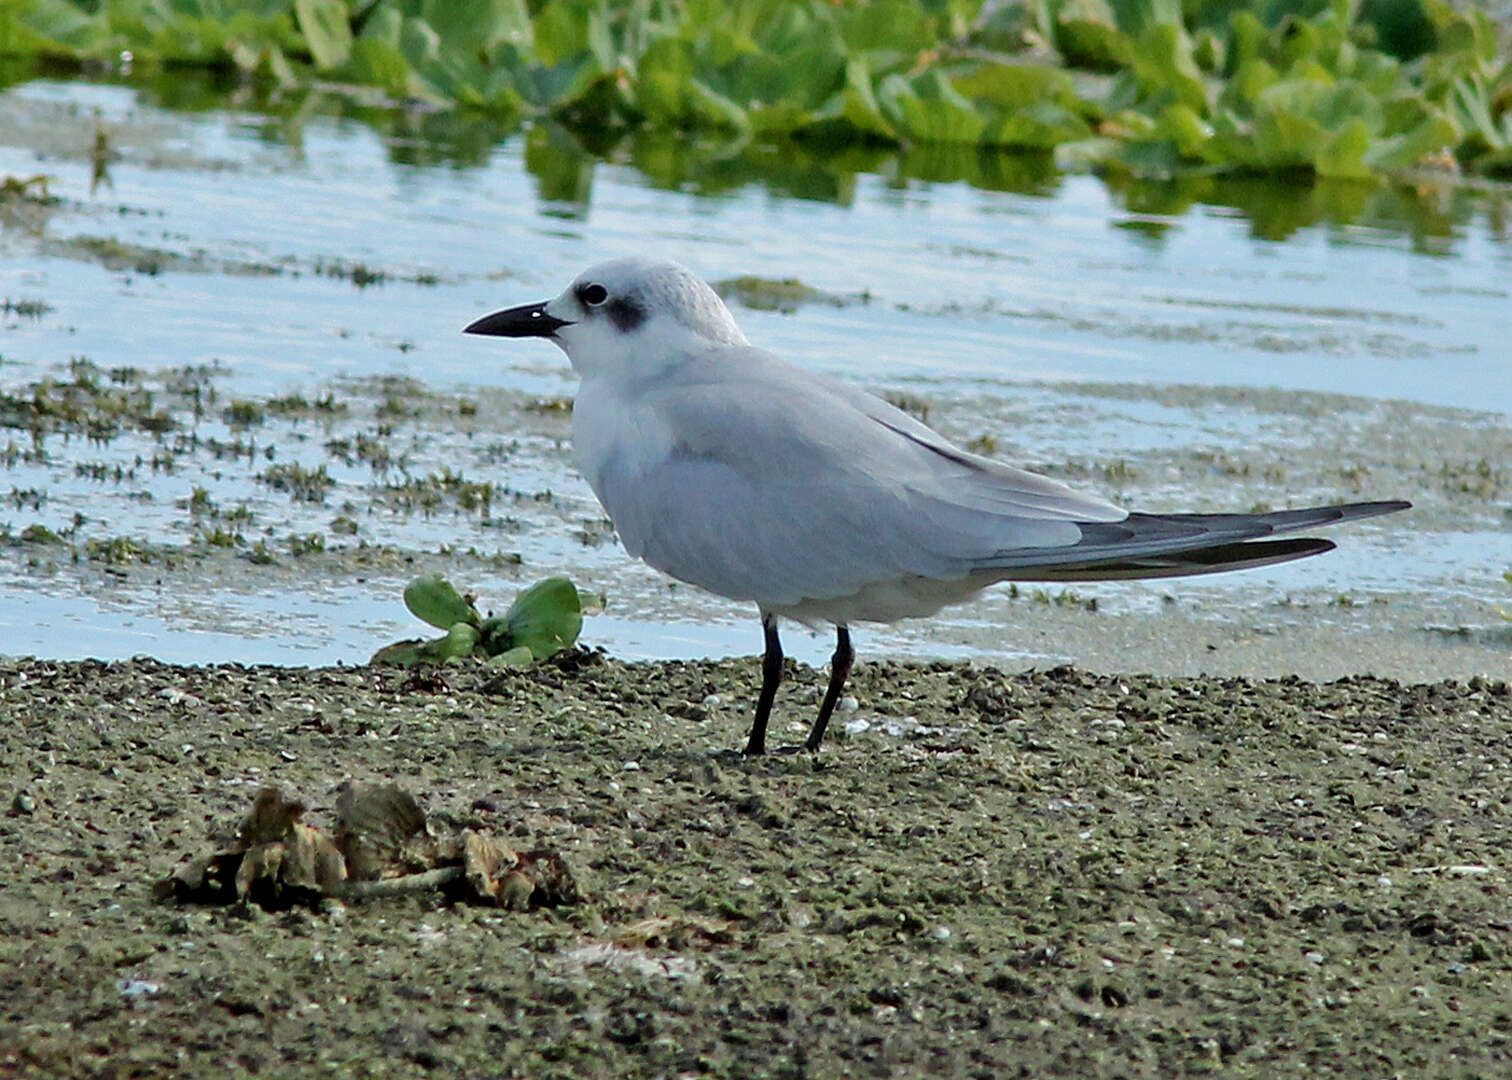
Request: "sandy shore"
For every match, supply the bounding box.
[4,654,1510,1077]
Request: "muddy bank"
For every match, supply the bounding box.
[3,655,1510,1077]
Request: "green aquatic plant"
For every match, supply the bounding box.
[3,0,1510,178]
[372,573,583,666]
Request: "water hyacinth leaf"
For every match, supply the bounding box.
[345,36,423,99]
[533,0,614,71]
[294,0,352,70]
[2,0,97,56]
[1192,27,1224,73]
[837,0,935,55]
[397,14,442,70]
[1314,81,1384,133]
[404,574,479,631]
[745,100,816,136]
[1058,16,1134,72]
[1132,23,1209,115]
[952,63,1079,111]
[1275,16,1323,70]
[1053,134,1124,171]
[1449,76,1511,153]
[1154,101,1212,156]
[1363,109,1458,170]
[834,56,896,141]
[897,91,986,145]
[436,621,482,662]
[982,102,1092,148]
[1109,0,1183,37]
[1313,116,1372,177]
[369,639,426,666]
[1103,106,1160,141]
[734,24,847,112]
[1252,108,1327,170]
[1227,9,1266,71]
[487,645,536,668]
[505,577,582,660]
[1255,75,1332,119]
[641,72,751,133]
[419,0,532,54]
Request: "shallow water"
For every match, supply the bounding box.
[1,74,1508,673]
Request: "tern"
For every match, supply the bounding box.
[466,257,1408,755]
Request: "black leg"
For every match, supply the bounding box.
[804,625,853,752]
[743,614,783,756]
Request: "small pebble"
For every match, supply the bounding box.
[117,978,160,998]
[11,791,36,815]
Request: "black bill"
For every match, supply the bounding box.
[464,301,571,338]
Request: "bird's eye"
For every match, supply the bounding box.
[580,283,608,306]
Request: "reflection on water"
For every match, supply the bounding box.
[4,60,1501,252]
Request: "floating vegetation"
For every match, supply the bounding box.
[379,468,497,517]
[287,531,325,556]
[3,1,1508,178]
[0,173,53,200]
[265,391,346,417]
[221,401,266,428]
[1436,457,1505,498]
[2,297,52,318]
[87,535,150,565]
[713,275,867,313]
[258,462,336,503]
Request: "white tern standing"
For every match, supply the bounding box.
[466,257,1409,755]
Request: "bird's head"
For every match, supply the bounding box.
[465,257,747,378]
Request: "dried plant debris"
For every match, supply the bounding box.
[155,782,581,913]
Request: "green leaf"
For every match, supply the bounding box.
[1153,101,1212,156]
[435,621,482,662]
[982,102,1091,148]
[504,576,582,660]
[487,645,536,668]
[1109,0,1182,37]
[534,0,590,68]
[837,56,897,140]
[345,36,422,99]
[1058,15,1133,70]
[1053,135,1124,171]
[952,63,1078,110]
[1313,116,1372,177]
[370,622,479,666]
[404,574,479,631]
[1131,23,1208,115]
[0,0,96,56]
[1449,75,1510,152]
[370,639,427,667]
[837,0,935,54]
[1363,109,1458,170]
[1226,10,1266,72]
[294,0,352,70]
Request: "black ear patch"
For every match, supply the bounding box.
[606,297,644,332]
